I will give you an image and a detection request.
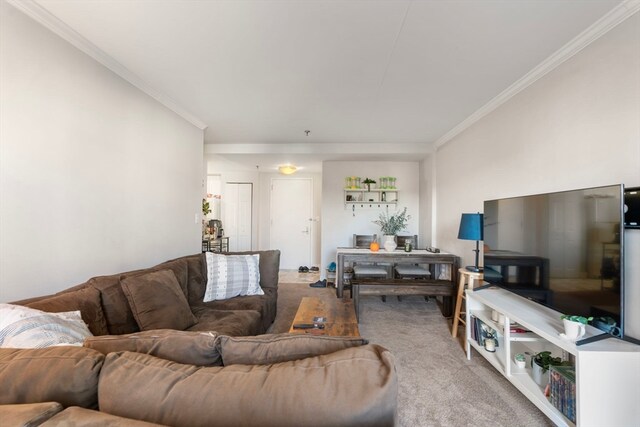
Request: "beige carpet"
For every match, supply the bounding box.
[269,281,551,427]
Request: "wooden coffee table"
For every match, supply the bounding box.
[288,297,360,337]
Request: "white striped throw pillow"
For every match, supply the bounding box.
[204,253,263,302]
[0,303,93,348]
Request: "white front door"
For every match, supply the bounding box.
[224,183,252,252]
[270,178,312,269]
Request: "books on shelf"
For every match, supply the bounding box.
[509,324,531,334]
[470,315,499,348]
[550,365,576,423]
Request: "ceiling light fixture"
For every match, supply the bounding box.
[278,164,298,175]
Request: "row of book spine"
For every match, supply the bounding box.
[549,365,576,423]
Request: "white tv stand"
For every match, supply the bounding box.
[465,287,640,427]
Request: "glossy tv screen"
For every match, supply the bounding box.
[483,184,625,337]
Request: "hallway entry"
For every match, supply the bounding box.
[270,178,312,269]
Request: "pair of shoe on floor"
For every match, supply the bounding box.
[298,266,319,273]
[309,279,327,288]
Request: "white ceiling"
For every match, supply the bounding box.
[27,0,626,169]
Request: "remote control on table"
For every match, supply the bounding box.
[293,323,325,330]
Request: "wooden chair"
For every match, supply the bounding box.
[352,234,391,301]
[394,235,431,279]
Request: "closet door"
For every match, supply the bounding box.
[224,183,252,252]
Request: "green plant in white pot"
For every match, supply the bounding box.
[373,207,411,251]
[561,315,593,340]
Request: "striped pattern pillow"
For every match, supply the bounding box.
[0,304,93,348]
[204,253,263,302]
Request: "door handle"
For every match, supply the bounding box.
[302,227,309,234]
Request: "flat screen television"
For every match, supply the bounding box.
[483,184,629,343]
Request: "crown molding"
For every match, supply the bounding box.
[435,0,640,149]
[204,142,434,155]
[7,0,208,130]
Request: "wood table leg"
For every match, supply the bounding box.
[353,284,360,322]
[451,272,467,338]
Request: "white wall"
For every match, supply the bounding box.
[0,3,204,302]
[433,12,640,336]
[321,160,421,277]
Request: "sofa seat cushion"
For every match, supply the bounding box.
[25,287,108,336]
[0,402,63,427]
[188,307,262,337]
[121,270,197,331]
[99,345,397,427]
[84,330,221,366]
[194,286,277,333]
[0,346,104,409]
[41,406,167,426]
[217,333,369,366]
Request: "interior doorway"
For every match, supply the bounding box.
[224,182,252,252]
[270,178,312,269]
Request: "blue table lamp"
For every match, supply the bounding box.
[458,213,484,272]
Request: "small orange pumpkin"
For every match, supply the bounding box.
[369,241,380,252]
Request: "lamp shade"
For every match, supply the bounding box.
[458,213,484,241]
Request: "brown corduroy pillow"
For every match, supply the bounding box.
[121,270,197,331]
[84,329,221,366]
[217,333,368,366]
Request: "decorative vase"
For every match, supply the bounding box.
[532,361,549,387]
[383,235,397,252]
[562,319,586,340]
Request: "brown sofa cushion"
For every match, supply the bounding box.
[121,270,197,331]
[25,287,108,336]
[41,406,165,426]
[188,307,262,337]
[84,330,221,366]
[98,345,397,427]
[0,402,63,427]
[89,275,140,335]
[151,258,189,300]
[217,333,368,365]
[0,347,104,409]
[194,287,276,333]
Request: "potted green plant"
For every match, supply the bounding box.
[514,353,526,369]
[531,351,570,387]
[363,178,376,191]
[373,207,411,251]
[560,315,593,340]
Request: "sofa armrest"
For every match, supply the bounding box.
[0,402,63,426]
[217,333,368,365]
[84,329,221,366]
[0,347,104,409]
[98,344,397,427]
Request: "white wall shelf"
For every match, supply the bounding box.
[466,287,640,427]
[344,189,398,208]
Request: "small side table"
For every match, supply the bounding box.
[451,268,483,339]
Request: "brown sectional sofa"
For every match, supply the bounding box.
[16,250,281,337]
[1,250,398,426]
